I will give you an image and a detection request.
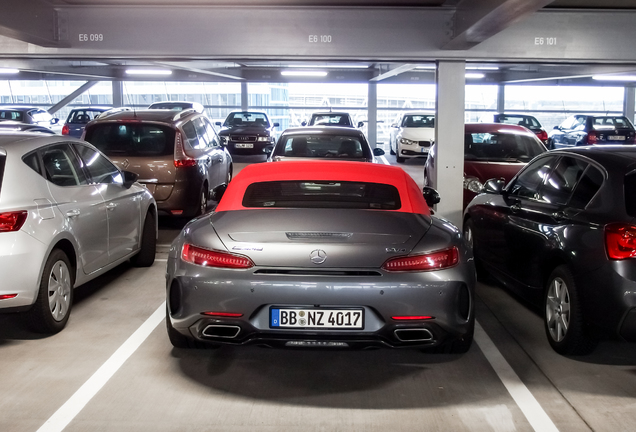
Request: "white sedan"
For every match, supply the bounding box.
[0,133,157,333]
[389,111,435,163]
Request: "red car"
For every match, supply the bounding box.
[424,123,547,208]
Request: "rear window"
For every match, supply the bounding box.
[0,110,23,121]
[242,181,401,210]
[310,114,351,126]
[66,110,103,124]
[465,132,545,162]
[591,116,634,129]
[277,134,368,159]
[497,115,541,129]
[84,123,175,157]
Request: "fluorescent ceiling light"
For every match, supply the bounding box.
[416,65,498,71]
[0,68,19,74]
[287,64,368,69]
[592,75,636,81]
[465,73,485,79]
[281,70,328,77]
[125,69,172,76]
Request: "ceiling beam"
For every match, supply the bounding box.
[0,0,65,47]
[444,0,554,50]
[153,61,245,81]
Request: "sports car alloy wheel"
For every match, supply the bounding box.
[545,276,570,343]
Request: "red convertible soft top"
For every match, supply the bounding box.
[215,161,430,215]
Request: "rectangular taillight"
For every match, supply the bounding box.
[181,244,254,269]
[587,131,598,144]
[0,211,28,233]
[382,247,459,272]
[605,223,636,260]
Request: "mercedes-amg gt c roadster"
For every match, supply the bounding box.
[166,161,475,353]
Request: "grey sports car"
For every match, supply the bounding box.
[166,161,475,353]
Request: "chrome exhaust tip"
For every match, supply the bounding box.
[394,328,434,342]
[202,325,241,339]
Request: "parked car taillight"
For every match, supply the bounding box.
[536,129,548,142]
[61,124,70,135]
[0,211,28,232]
[181,244,255,269]
[587,131,598,144]
[605,223,636,260]
[382,247,458,272]
[173,131,197,168]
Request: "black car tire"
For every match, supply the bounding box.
[390,141,396,155]
[130,211,156,267]
[546,138,555,150]
[544,265,596,355]
[166,308,220,349]
[28,249,74,334]
[396,156,405,163]
[196,184,209,216]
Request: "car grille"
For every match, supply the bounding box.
[231,135,257,142]
[418,141,432,147]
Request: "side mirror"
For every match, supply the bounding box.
[553,125,560,130]
[211,183,227,202]
[373,148,385,156]
[358,122,364,128]
[215,121,222,126]
[273,122,280,128]
[483,178,505,194]
[51,118,59,125]
[122,170,139,189]
[422,186,441,207]
[301,121,307,126]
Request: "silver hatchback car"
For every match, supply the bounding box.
[0,133,157,333]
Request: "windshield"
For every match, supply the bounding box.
[310,114,351,126]
[224,112,269,127]
[402,115,435,128]
[464,132,545,162]
[275,134,369,159]
[243,180,401,209]
[84,123,175,157]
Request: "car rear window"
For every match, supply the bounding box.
[0,110,23,122]
[67,110,103,124]
[591,116,634,129]
[242,180,401,210]
[310,114,351,126]
[465,132,545,162]
[84,123,175,157]
[277,134,368,159]
[497,115,541,129]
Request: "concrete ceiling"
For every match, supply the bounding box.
[2,0,636,85]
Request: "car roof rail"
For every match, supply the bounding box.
[173,108,197,122]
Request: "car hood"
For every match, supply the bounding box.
[193,209,433,268]
[399,128,435,141]
[464,160,525,182]
[218,126,271,136]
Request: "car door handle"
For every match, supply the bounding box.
[106,203,117,211]
[66,209,80,218]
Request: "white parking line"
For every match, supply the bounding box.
[474,320,559,432]
[379,155,391,165]
[36,302,166,432]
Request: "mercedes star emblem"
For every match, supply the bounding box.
[309,249,327,265]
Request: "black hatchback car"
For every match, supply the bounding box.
[215,111,279,156]
[548,115,636,149]
[464,146,636,355]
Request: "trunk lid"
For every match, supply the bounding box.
[208,209,431,268]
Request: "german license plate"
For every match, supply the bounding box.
[235,143,254,148]
[420,147,428,153]
[270,307,363,329]
[608,136,625,140]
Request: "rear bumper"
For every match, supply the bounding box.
[0,231,47,310]
[166,259,475,349]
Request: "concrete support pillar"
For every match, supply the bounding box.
[624,86,635,124]
[241,82,248,111]
[432,60,466,229]
[112,80,123,108]
[497,84,505,114]
[367,81,378,148]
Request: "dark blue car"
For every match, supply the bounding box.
[62,107,109,138]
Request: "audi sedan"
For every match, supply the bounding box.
[464,146,636,355]
[166,161,475,353]
[0,132,157,334]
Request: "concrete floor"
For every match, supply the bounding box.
[2,155,636,432]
